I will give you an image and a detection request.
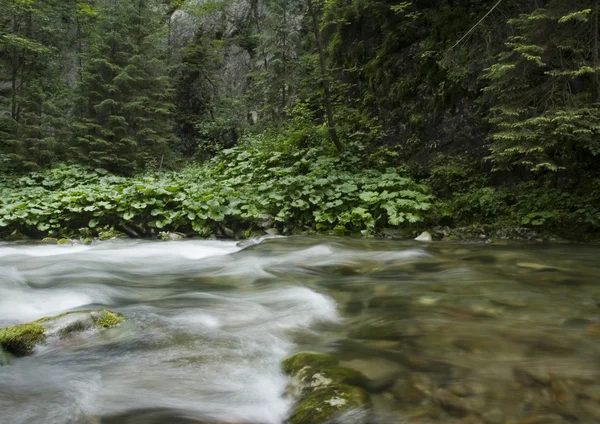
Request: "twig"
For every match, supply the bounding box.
[450,0,503,50]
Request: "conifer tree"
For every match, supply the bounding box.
[484,0,600,172]
[0,0,77,171]
[73,0,176,174]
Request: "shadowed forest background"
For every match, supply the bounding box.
[1,0,599,241]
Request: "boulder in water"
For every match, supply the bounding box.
[282,352,371,424]
[0,309,124,357]
[415,231,432,242]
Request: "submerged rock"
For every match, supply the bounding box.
[0,309,124,357]
[282,352,371,424]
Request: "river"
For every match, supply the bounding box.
[0,237,599,423]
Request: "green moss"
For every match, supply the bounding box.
[57,238,71,245]
[0,309,124,358]
[98,227,126,240]
[282,352,339,375]
[41,237,58,244]
[288,384,371,424]
[0,323,46,357]
[96,310,124,328]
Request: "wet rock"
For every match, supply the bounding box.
[287,384,370,424]
[511,415,564,424]
[159,232,185,241]
[585,323,600,336]
[265,228,280,236]
[561,317,593,328]
[513,366,551,386]
[581,399,600,420]
[390,373,434,404]
[349,319,421,341]
[580,384,600,402]
[516,262,557,271]
[481,408,504,424]
[435,388,470,416]
[281,352,371,424]
[448,381,487,397]
[549,379,577,417]
[488,296,527,308]
[57,238,72,245]
[255,213,274,229]
[339,358,405,393]
[0,309,124,357]
[41,237,58,244]
[415,231,432,242]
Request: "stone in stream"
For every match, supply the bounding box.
[281,352,371,424]
[585,323,600,336]
[0,309,124,357]
[415,231,432,242]
[513,366,551,386]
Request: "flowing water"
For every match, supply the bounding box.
[0,237,599,424]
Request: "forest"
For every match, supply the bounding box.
[1,0,599,241]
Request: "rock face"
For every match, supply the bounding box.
[281,352,371,424]
[0,309,124,357]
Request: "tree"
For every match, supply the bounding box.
[0,0,78,171]
[484,0,600,172]
[73,0,176,174]
[307,0,342,151]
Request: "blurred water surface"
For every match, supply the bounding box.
[0,237,599,423]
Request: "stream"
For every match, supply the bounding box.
[0,237,599,423]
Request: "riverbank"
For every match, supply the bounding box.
[1,145,598,244]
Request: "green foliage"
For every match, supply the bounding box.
[484,1,600,172]
[0,138,431,238]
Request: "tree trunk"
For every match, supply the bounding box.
[307,0,343,152]
[593,0,599,102]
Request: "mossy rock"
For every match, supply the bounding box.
[41,237,58,244]
[0,323,45,357]
[0,309,124,357]
[98,227,126,240]
[282,352,372,424]
[287,384,370,424]
[282,352,339,375]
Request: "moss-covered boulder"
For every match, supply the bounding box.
[282,352,371,424]
[0,309,124,357]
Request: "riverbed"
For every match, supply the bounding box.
[0,237,599,423]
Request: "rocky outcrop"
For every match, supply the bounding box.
[281,352,371,424]
[0,309,124,357]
